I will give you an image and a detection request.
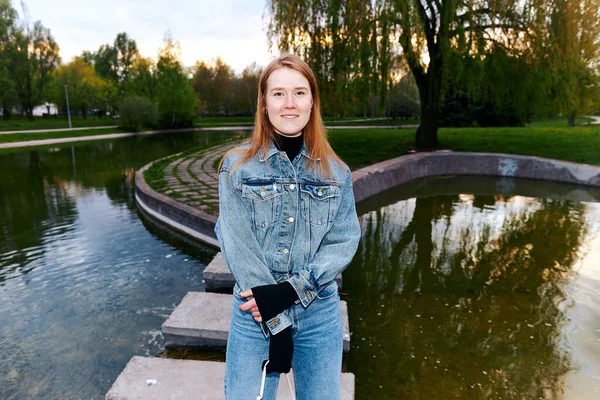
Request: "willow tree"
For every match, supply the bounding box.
[541,0,600,126]
[267,1,536,149]
[267,0,390,119]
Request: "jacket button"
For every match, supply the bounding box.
[282,248,289,254]
[288,217,295,223]
[289,184,296,190]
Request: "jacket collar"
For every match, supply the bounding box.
[258,140,312,162]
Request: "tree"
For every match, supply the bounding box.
[267,1,567,149]
[239,63,262,115]
[118,95,157,131]
[124,56,157,100]
[213,58,234,115]
[90,32,139,90]
[387,72,420,120]
[4,17,60,120]
[0,0,18,119]
[540,0,600,126]
[50,57,116,118]
[192,61,213,115]
[267,0,388,119]
[192,57,235,116]
[155,35,196,128]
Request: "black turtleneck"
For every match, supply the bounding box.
[273,132,304,163]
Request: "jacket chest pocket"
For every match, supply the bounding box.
[300,184,341,226]
[242,183,282,229]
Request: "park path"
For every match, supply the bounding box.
[0,124,416,149]
[159,142,237,215]
[0,125,115,135]
[585,116,600,124]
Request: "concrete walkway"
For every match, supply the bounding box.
[161,291,351,353]
[0,124,413,150]
[0,125,116,135]
[584,115,600,125]
[160,142,236,215]
[106,356,355,400]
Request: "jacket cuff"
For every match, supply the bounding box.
[265,312,292,336]
[287,272,318,308]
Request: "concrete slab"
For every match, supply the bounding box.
[204,252,343,290]
[105,356,355,400]
[162,292,351,353]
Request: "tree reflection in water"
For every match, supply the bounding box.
[345,181,594,399]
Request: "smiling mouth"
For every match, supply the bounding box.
[281,115,299,119]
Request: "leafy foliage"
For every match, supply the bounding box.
[192,59,262,116]
[49,57,116,118]
[155,35,196,128]
[118,95,157,132]
[3,10,60,120]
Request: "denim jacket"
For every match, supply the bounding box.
[215,140,361,336]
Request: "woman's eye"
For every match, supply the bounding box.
[273,92,283,97]
[296,91,305,96]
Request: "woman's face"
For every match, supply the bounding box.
[264,67,313,137]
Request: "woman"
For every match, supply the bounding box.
[215,54,360,400]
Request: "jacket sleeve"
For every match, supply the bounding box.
[215,166,292,335]
[286,169,361,307]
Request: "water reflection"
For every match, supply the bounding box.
[346,177,600,399]
[0,131,241,398]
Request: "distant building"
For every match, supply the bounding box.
[0,103,59,117]
[33,104,59,116]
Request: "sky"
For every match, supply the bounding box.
[19,0,274,73]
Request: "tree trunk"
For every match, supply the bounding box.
[415,77,440,150]
[25,105,34,121]
[567,112,577,127]
[2,100,11,120]
[416,103,439,150]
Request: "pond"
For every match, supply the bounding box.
[3,136,600,399]
[0,131,244,399]
[345,175,600,399]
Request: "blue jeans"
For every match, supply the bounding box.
[225,284,343,400]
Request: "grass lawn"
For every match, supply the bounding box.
[2,116,599,171]
[0,116,118,131]
[526,116,594,128]
[326,118,418,126]
[328,124,600,170]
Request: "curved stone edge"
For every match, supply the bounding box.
[351,151,600,204]
[135,162,220,249]
[137,150,600,249]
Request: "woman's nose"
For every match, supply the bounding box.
[284,96,295,108]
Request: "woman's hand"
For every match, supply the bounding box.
[239,289,263,322]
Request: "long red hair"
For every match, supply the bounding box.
[224,53,341,177]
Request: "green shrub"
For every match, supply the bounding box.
[118,96,157,132]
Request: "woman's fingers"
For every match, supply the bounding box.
[239,290,263,322]
[239,298,257,312]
